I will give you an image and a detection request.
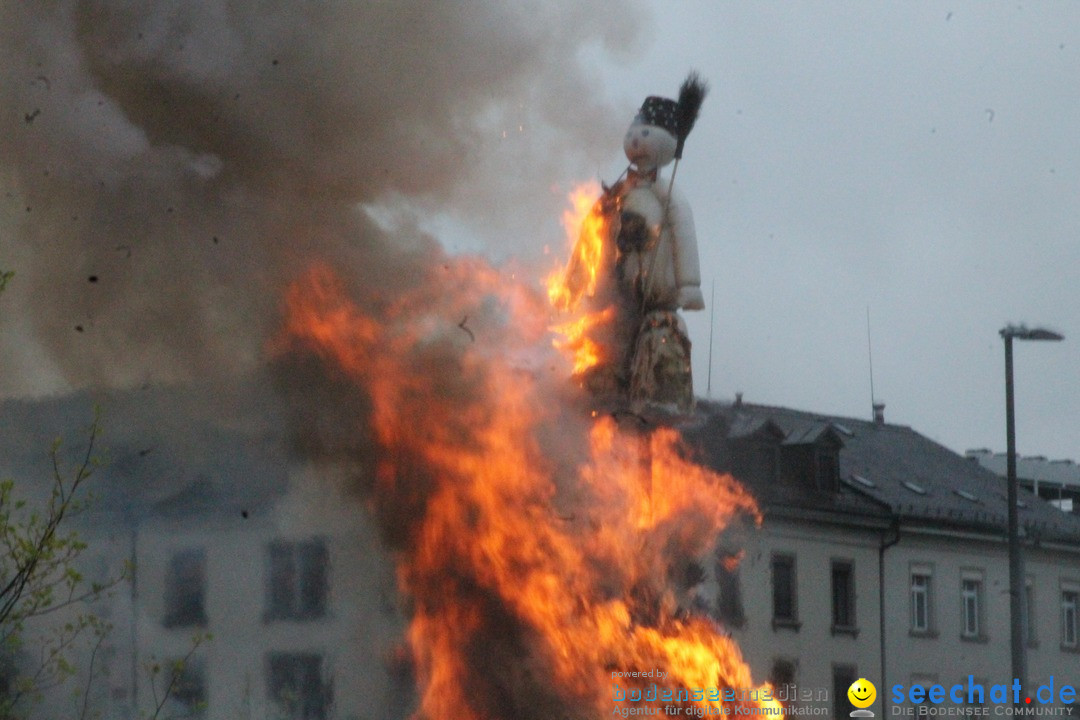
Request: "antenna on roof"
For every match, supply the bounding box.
[867,305,877,415]
[707,278,716,398]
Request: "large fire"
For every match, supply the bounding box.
[278,187,780,719]
[546,182,618,378]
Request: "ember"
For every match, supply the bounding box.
[280,217,777,718]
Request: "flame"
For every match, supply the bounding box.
[719,550,746,574]
[550,306,616,375]
[546,182,618,376]
[547,182,606,310]
[280,229,778,718]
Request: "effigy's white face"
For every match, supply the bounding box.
[623,120,676,173]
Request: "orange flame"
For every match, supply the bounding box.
[547,181,606,311]
[546,182,618,376]
[281,244,776,717]
[550,306,615,375]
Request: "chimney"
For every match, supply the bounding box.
[734,392,743,409]
[873,402,885,425]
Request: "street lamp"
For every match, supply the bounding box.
[999,323,1063,695]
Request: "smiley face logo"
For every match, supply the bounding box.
[847,678,877,709]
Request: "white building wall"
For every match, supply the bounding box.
[717,518,1080,715]
[1026,547,1080,698]
[881,531,1080,712]
[721,517,884,707]
[127,467,409,720]
[27,469,1080,719]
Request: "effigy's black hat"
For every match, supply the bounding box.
[634,96,679,136]
[633,73,709,159]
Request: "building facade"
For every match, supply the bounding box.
[0,386,411,720]
[4,389,1080,719]
[689,401,1080,717]
[122,470,408,720]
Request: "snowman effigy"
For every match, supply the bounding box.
[561,73,708,414]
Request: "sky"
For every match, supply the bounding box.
[618,1,1080,462]
[1,1,1078,462]
[454,1,1080,462]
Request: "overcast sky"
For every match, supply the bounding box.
[620,1,1080,462]
[2,2,1078,463]
[537,1,1080,462]
[430,2,1080,461]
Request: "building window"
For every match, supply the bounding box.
[160,656,206,718]
[0,654,14,706]
[770,658,797,699]
[267,652,331,720]
[1062,589,1078,649]
[714,552,745,628]
[164,549,207,628]
[754,444,779,483]
[832,664,858,718]
[771,554,798,628]
[831,560,856,633]
[910,569,932,634]
[266,539,328,622]
[816,451,840,493]
[960,575,984,640]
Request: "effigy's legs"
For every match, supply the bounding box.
[628,310,694,415]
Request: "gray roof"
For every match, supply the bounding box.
[685,404,891,523]
[5,379,1079,546]
[0,375,290,523]
[727,415,785,441]
[688,401,1080,545]
[781,422,843,447]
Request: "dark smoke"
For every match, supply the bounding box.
[0,1,646,395]
[1,6,654,718]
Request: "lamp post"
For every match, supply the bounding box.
[999,323,1063,695]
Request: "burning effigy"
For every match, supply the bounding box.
[277,78,780,718]
[549,74,708,415]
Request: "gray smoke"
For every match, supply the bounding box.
[0,0,645,395]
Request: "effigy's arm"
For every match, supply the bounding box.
[667,189,704,311]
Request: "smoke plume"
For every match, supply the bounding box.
[0,1,645,395]
[0,7,775,720]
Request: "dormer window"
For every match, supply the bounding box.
[754,443,780,483]
[729,440,779,482]
[728,417,786,483]
[780,422,844,493]
[816,448,840,493]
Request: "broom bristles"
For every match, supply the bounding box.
[675,71,708,159]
